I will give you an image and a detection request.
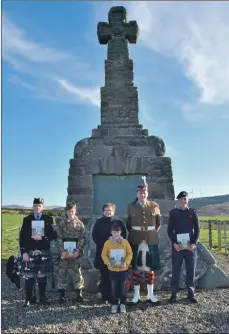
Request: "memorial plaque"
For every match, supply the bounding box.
[93,175,146,215]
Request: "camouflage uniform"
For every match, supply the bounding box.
[56,215,87,302]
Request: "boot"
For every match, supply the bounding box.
[168,292,177,303]
[76,289,84,303]
[38,281,49,306]
[30,295,37,305]
[188,296,198,303]
[147,284,160,305]
[23,278,34,307]
[58,289,66,304]
[131,285,140,304]
[187,289,198,303]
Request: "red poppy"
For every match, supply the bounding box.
[74,225,79,230]
[189,215,193,219]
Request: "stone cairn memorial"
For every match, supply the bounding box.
[50,6,229,293]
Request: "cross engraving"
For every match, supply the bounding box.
[97,6,139,60]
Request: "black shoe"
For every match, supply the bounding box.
[188,296,198,303]
[130,300,141,306]
[58,289,66,304]
[39,296,49,306]
[99,299,109,304]
[23,300,31,308]
[168,293,177,303]
[147,299,161,306]
[30,296,37,305]
[76,289,84,303]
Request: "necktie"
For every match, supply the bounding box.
[37,215,40,220]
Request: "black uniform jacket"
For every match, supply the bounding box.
[167,208,200,245]
[19,214,56,255]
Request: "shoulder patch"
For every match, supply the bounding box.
[78,219,84,226]
[148,201,158,207]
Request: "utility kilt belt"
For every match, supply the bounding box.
[24,249,52,276]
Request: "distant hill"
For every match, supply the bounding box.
[2,205,27,209]
[187,194,229,210]
[2,205,64,210]
[2,194,229,215]
[175,194,229,216]
[197,202,229,216]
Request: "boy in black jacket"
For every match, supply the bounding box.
[19,198,56,307]
[167,191,200,304]
[92,203,126,303]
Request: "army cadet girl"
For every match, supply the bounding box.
[126,179,161,305]
[19,198,56,307]
[56,201,87,303]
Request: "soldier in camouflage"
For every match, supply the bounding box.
[56,201,87,303]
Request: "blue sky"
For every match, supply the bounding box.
[2,1,229,206]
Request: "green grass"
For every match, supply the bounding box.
[1,213,229,259]
[2,214,23,259]
[199,216,229,221]
[200,229,229,254]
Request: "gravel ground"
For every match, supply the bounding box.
[2,254,229,334]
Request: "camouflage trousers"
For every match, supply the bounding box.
[57,258,84,290]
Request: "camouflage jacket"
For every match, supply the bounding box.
[55,216,87,257]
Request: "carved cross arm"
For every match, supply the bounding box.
[125,21,139,44]
[97,22,111,44]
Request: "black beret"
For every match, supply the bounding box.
[33,198,44,205]
[176,191,188,199]
[137,184,148,191]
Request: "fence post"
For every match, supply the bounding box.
[18,226,21,257]
[208,219,212,249]
[217,220,221,252]
[224,221,228,255]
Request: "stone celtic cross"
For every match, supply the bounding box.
[97,6,139,60]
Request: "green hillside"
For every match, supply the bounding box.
[176,194,229,210]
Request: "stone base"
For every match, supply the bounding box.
[197,264,229,289]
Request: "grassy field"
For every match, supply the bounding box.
[1,213,229,259]
[2,213,23,259]
[199,216,229,221]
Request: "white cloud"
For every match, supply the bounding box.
[126,1,229,106]
[8,75,35,91]
[2,15,71,64]
[2,13,101,108]
[56,79,100,107]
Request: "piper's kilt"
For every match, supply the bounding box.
[23,249,52,276]
[130,244,160,271]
